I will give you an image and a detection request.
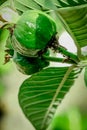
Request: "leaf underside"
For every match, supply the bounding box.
[58,7,87,49]
[14,0,87,11]
[18,66,81,130]
[1,0,85,14]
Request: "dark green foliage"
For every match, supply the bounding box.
[18,66,80,130]
[0,0,7,5]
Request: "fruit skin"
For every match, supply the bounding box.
[13,51,49,75]
[5,34,50,75]
[12,10,56,57]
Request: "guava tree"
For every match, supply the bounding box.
[0,0,87,130]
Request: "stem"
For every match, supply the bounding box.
[42,55,76,64]
[57,46,79,64]
[48,35,79,64]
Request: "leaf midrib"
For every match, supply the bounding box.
[41,65,76,129]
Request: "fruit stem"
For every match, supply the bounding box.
[57,45,79,64]
[42,55,77,64]
[48,35,79,64]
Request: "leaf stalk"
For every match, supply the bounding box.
[42,55,76,65]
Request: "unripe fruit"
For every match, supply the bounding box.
[13,51,49,75]
[12,10,56,57]
[6,34,50,75]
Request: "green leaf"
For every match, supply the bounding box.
[18,66,81,130]
[0,0,7,6]
[13,0,87,12]
[14,0,42,11]
[56,0,87,8]
[57,6,87,58]
[31,0,87,10]
[84,67,87,87]
[33,0,58,10]
[0,0,10,10]
[14,0,30,13]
